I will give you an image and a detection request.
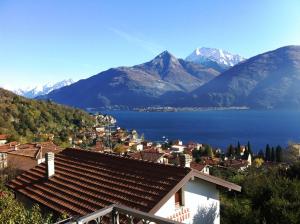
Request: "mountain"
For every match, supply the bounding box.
[187,46,300,109]
[186,47,245,72]
[40,51,220,108]
[0,87,94,145]
[14,79,74,98]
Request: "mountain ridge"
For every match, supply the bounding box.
[186,47,245,70]
[39,45,300,109]
[13,79,74,98]
[186,45,300,108]
[40,51,220,108]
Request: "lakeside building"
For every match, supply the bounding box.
[7,148,241,224]
[0,142,61,172]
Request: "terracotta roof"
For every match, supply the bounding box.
[190,162,206,172]
[0,145,14,153]
[129,150,164,162]
[223,159,249,169]
[7,148,241,217]
[0,134,9,140]
[7,148,191,216]
[7,142,61,159]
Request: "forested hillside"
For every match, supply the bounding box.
[0,88,95,145]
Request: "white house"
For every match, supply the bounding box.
[7,148,240,224]
[136,143,143,151]
[154,170,241,224]
[0,134,8,145]
[171,144,186,153]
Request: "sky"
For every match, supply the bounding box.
[0,0,300,89]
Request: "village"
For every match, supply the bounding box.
[0,114,256,177]
[1,114,299,224]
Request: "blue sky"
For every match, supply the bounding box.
[1,0,300,89]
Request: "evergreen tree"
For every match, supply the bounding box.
[247,141,252,156]
[237,141,241,155]
[205,144,214,157]
[271,147,275,162]
[276,145,283,162]
[227,144,234,157]
[265,144,271,161]
[258,149,264,159]
[195,153,201,163]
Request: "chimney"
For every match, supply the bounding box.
[45,152,55,178]
[179,154,192,168]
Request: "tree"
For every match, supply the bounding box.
[275,145,282,163]
[220,162,300,224]
[237,141,241,155]
[253,158,264,168]
[265,144,271,161]
[258,149,264,159]
[113,144,127,154]
[271,147,275,162]
[247,141,252,156]
[205,145,214,158]
[227,144,234,157]
[0,190,53,223]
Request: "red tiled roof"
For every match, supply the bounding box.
[7,148,191,216]
[190,162,206,172]
[7,148,241,218]
[223,159,249,169]
[7,142,61,158]
[129,150,164,162]
[0,134,8,140]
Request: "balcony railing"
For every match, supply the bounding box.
[60,204,182,224]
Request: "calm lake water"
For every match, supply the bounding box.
[102,110,300,152]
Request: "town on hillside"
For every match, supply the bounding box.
[1,113,300,224]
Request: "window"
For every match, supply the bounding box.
[175,188,183,207]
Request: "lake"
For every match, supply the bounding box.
[101,110,300,152]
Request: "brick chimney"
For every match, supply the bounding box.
[179,154,192,168]
[45,152,55,178]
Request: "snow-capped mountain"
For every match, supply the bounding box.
[14,79,74,98]
[186,47,245,69]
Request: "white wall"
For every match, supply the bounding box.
[155,195,176,218]
[155,178,220,224]
[184,178,220,224]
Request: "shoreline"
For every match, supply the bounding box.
[87,106,250,113]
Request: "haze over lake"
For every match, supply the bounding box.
[103,110,300,151]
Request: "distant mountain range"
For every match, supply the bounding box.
[36,46,300,109]
[185,45,300,109]
[38,51,220,108]
[13,79,74,98]
[186,47,245,72]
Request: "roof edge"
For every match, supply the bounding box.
[149,170,241,214]
[149,170,194,214]
[192,170,242,192]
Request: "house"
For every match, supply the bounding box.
[7,148,241,224]
[0,134,9,145]
[0,141,19,153]
[222,159,248,171]
[0,153,7,169]
[6,142,61,172]
[171,144,186,153]
[129,149,167,163]
[190,161,210,174]
[136,143,143,151]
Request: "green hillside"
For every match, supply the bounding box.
[0,88,95,146]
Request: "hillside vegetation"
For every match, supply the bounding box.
[0,88,95,146]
